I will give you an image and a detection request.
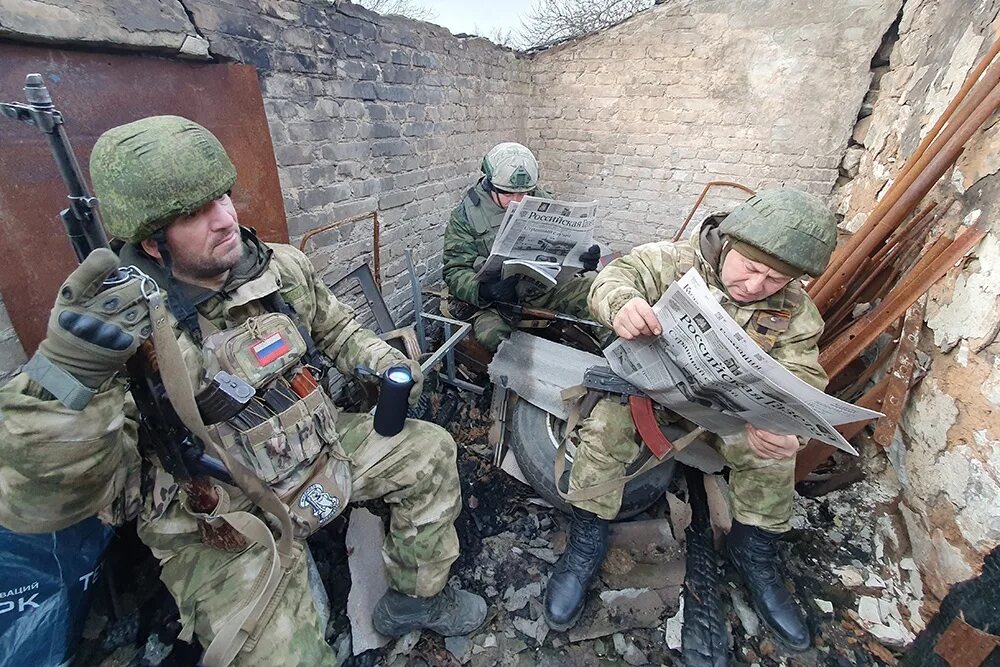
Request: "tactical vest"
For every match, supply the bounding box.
[200,312,351,539]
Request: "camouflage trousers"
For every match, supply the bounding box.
[137,413,461,666]
[471,275,595,352]
[568,398,795,532]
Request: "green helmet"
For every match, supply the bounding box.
[719,188,837,277]
[90,115,237,243]
[481,142,538,193]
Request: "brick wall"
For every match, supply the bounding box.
[181,1,533,315]
[0,0,895,379]
[527,0,901,249]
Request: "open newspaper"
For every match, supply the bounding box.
[476,195,598,287]
[604,269,882,454]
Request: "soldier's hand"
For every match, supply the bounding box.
[745,425,799,459]
[579,244,601,272]
[478,276,519,305]
[398,358,424,406]
[37,249,152,388]
[613,297,662,340]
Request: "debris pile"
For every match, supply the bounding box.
[68,388,931,667]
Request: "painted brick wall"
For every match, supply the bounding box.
[526,0,901,250]
[0,0,894,379]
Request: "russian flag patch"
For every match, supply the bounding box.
[252,332,290,366]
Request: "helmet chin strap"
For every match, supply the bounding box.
[152,230,203,343]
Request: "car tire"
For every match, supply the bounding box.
[508,398,676,519]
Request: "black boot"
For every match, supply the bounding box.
[726,521,811,651]
[544,508,609,631]
[372,586,487,638]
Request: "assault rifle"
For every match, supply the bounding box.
[1,74,234,489]
[494,301,603,329]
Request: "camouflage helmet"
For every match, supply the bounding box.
[481,142,538,193]
[719,188,838,277]
[90,115,237,243]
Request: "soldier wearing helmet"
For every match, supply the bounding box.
[0,116,486,666]
[442,142,602,351]
[544,189,837,653]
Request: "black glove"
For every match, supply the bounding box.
[478,276,519,305]
[579,244,601,272]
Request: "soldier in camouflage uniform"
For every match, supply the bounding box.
[544,189,837,652]
[442,142,602,351]
[0,116,486,666]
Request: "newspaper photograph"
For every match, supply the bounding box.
[476,195,598,285]
[604,269,882,454]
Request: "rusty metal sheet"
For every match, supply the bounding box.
[0,42,287,355]
[934,615,1000,667]
[872,301,924,447]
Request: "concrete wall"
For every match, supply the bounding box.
[831,0,1000,599]
[528,0,901,249]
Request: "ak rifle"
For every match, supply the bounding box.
[1,73,233,492]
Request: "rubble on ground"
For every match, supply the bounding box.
[72,387,919,666]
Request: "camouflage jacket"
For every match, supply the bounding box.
[589,220,828,390]
[442,179,553,306]
[0,229,405,533]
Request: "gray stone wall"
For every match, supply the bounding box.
[831,0,1000,600]
[527,0,902,249]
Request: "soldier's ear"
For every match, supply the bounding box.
[140,237,162,260]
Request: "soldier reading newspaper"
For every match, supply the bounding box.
[475,195,599,287]
[604,268,880,454]
[543,189,881,655]
[442,142,602,352]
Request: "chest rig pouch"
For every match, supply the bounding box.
[747,309,791,353]
[201,312,352,538]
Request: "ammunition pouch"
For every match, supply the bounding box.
[199,313,352,539]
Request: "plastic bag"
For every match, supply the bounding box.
[0,517,113,666]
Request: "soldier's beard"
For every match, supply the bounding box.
[171,242,244,282]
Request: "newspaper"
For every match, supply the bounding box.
[604,269,882,454]
[476,195,598,285]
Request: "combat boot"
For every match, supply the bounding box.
[544,507,609,631]
[727,520,811,651]
[372,586,487,638]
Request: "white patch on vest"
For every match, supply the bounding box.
[299,483,339,522]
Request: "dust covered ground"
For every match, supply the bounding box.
[73,386,913,666]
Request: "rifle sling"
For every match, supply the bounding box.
[147,291,297,666]
[553,385,705,503]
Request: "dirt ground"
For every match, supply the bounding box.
[72,385,908,667]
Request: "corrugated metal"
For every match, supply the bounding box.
[0,42,288,355]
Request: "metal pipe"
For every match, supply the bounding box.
[672,180,755,242]
[868,201,937,267]
[820,222,988,378]
[810,50,1000,301]
[297,210,382,289]
[871,301,924,447]
[812,75,1000,312]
